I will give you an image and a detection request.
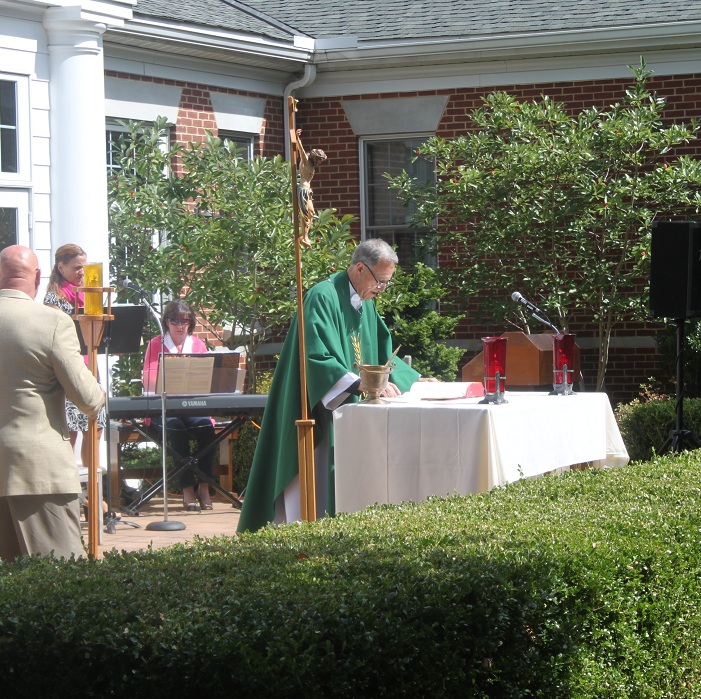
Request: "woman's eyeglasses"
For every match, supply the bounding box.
[363,264,393,290]
[168,318,190,326]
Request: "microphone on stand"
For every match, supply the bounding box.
[122,277,148,296]
[510,291,560,334]
[120,279,183,530]
[511,291,545,316]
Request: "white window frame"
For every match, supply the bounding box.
[0,74,30,182]
[0,188,31,249]
[105,120,171,174]
[359,133,436,266]
[218,131,254,162]
[106,121,171,280]
[106,122,131,176]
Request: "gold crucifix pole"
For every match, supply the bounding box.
[288,96,316,522]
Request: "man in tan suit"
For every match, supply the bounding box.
[0,245,105,561]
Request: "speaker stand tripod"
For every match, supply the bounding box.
[659,318,701,454]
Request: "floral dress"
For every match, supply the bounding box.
[43,289,107,431]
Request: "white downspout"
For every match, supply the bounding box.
[283,63,317,160]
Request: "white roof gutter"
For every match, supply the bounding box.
[283,62,317,161]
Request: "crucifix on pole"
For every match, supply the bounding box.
[288,96,317,522]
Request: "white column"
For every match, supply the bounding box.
[43,8,109,270]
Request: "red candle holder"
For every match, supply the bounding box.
[551,333,576,396]
[480,336,508,404]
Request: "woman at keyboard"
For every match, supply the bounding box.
[142,299,216,511]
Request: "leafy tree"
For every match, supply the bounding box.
[109,117,183,289]
[108,119,356,391]
[389,60,701,390]
[376,263,465,380]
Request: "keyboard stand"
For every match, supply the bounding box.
[121,415,251,514]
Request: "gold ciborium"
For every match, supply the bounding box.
[355,363,394,404]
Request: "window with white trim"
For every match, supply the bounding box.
[106,123,131,175]
[218,131,254,161]
[106,121,172,174]
[361,135,435,266]
[0,189,29,251]
[0,80,18,174]
[0,206,15,249]
[106,121,169,273]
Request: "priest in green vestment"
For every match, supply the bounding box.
[238,239,421,532]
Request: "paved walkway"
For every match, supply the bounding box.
[97,497,241,556]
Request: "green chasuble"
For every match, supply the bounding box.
[237,270,419,533]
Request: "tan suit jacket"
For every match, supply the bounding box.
[0,289,105,497]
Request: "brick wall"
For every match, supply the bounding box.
[104,72,285,158]
[294,75,701,404]
[106,69,701,404]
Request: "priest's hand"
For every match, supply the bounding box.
[381,382,402,398]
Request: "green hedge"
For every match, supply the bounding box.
[615,396,701,461]
[2,456,701,697]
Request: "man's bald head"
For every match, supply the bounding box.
[0,245,41,298]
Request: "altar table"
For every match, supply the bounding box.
[333,392,629,513]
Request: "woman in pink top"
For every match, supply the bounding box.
[43,244,108,493]
[143,299,216,510]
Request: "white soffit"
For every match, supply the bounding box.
[104,76,181,122]
[209,92,265,133]
[342,95,449,135]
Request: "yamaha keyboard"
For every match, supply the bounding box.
[109,393,267,419]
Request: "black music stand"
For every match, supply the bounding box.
[76,305,147,533]
[75,304,148,356]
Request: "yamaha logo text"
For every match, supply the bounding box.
[180,399,207,408]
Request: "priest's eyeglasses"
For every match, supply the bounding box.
[363,263,393,290]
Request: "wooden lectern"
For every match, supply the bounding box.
[462,332,581,389]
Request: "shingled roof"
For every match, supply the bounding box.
[130,0,301,41]
[133,0,701,43]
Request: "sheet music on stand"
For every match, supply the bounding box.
[155,352,243,395]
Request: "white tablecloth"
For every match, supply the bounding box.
[333,391,629,513]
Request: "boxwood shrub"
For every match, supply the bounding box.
[2,455,701,697]
[615,396,701,461]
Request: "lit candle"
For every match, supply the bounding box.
[552,333,576,389]
[83,262,103,316]
[482,336,507,394]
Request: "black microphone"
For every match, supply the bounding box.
[511,291,560,333]
[122,277,147,295]
[511,291,543,315]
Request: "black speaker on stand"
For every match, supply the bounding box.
[650,221,701,453]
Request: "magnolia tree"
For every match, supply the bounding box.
[389,61,701,390]
[108,119,356,391]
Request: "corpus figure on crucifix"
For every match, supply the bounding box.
[295,128,327,248]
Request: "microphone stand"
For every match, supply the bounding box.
[528,309,560,335]
[658,318,701,454]
[131,288,185,532]
[514,297,560,334]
